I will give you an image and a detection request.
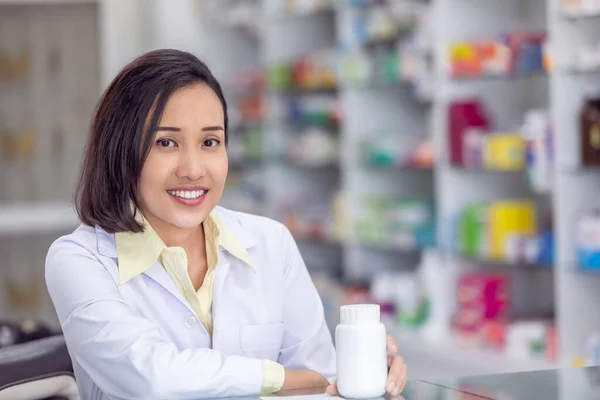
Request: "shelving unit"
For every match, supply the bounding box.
[197,0,564,381]
[262,4,343,276]
[0,0,101,326]
[0,203,78,236]
[428,0,558,380]
[0,0,96,4]
[549,0,600,372]
[0,0,153,326]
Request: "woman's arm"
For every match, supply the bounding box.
[276,225,337,390]
[45,237,270,400]
[281,370,329,392]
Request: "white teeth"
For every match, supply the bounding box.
[168,190,205,199]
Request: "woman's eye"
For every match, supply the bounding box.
[204,138,220,147]
[157,139,175,148]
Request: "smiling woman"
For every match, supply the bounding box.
[44,49,407,400]
[74,50,230,235]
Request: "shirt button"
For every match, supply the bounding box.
[184,316,197,328]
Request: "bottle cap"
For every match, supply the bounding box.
[340,304,380,325]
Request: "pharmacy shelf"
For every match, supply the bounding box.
[453,252,553,269]
[0,203,79,236]
[560,66,600,75]
[449,72,549,82]
[561,8,600,19]
[550,0,600,370]
[195,0,556,380]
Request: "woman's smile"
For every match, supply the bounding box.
[166,186,209,206]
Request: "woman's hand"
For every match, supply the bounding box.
[326,335,407,397]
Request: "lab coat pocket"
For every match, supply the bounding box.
[240,322,284,361]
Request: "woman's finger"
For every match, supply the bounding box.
[326,383,339,396]
[386,356,405,395]
[386,335,398,354]
[398,362,408,393]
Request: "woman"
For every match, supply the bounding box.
[45,49,407,399]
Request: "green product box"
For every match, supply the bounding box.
[267,64,292,91]
[386,198,434,228]
[355,215,382,244]
[458,203,488,257]
[243,129,263,160]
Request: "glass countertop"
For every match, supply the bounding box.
[216,380,498,400]
[424,366,600,399]
[205,367,600,399]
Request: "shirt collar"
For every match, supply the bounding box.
[211,212,256,270]
[114,210,255,285]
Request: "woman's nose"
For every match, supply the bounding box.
[176,147,206,180]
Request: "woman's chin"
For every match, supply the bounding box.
[167,210,211,230]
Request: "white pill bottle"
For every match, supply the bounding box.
[335,304,387,399]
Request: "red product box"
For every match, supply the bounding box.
[343,285,370,305]
[448,100,491,165]
[457,272,509,307]
[453,307,509,348]
[454,307,485,330]
[453,316,480,345]
[481,320,507,350]
[454,304,508,328]
[546,325,558,361]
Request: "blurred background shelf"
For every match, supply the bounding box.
[0,0,96,4]
[448,71,548,82]
[453,252,553,270]
[0,203,78,236]
[561,8,600,19]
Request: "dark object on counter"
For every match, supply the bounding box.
[0,319,56,349]
[581,97,600,166]
[17,319,56,344]
[0,335,78,399]
[0,321,21,348]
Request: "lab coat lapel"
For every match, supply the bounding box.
[143,261,197,316]
[211,209,255,327]
[211,255,231,327]
[211,255,238,354]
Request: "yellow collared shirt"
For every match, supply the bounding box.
[114,211,285,394]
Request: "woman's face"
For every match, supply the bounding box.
[137,83,228,233]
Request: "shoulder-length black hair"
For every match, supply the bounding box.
[75,49,228,234]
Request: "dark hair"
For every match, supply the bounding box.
[75,49,228,233]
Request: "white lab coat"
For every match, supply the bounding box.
[45,206,336,400]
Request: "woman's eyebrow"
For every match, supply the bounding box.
[156,126,180,132]
[201,125,224,132]
[155,125,224,132]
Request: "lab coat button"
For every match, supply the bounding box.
[184,316,197,328]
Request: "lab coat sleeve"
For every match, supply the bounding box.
[277,225,337,382]
[45,237,265,400]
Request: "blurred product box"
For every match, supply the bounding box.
[446,32,546,78]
